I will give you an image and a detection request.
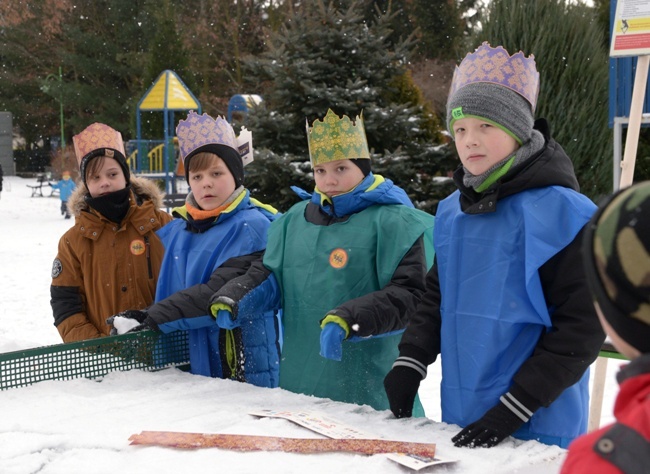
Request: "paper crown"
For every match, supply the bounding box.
[450,42,540,111]
[72,123,126,166]
[176,111,253,166]
[306,109,370,166]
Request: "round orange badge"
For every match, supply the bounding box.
[130,239,146,256]
[329,248,348,269]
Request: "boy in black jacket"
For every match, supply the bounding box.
[384,42,605,448]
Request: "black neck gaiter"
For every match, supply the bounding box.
[85,185,132,225]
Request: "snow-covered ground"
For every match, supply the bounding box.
[0,175,624,474]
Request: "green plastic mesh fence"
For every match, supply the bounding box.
[0,330,190,390]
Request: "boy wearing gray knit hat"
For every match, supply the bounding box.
[385,42,604,449]
[562,181,650,472]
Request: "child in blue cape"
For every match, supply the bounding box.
[108,111,281,388]
[210,109,434,412]
[384,42,605,448]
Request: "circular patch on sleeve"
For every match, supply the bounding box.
[51,258,63,279]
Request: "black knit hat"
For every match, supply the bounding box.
[184,144,244,188]
[350,158,372,177]
[80,149,131,186]
[583,182,650,354]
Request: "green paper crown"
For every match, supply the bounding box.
[306,109,370,166]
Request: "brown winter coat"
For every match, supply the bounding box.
[50,177,173,343]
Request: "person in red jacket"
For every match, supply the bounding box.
[561,181,650,473]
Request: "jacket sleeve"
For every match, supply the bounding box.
[209,254,281,319]
[54,308,103,342]
[395,257,442,366]
[146,251,264,328]
[329,237,428,337]
[51,236,101,343]
[512,226,606,406]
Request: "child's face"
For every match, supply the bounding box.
[453,117,520,176]
[313,159,365,198]
[85,157,127,198]
[188,155,236,211]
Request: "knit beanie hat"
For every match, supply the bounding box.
[447,82,535,144]
[185,144,244,188]
[583,181,650,354]
[446,42,540,145]
[350,158,372,177]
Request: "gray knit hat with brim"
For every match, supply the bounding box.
[446,82,535,145]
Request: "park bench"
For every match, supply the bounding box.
[26,174,57,197]
[162,193,187,211]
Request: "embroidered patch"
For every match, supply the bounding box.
[452,107,464,120]
[329,248,348,269]
[51,258,63,279]
[130,239,146,256]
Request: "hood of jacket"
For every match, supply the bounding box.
[68,176,166,217]
[453,119,581,214]
[310,173,414,218]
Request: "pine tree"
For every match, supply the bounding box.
[475,0,612,198]
[0,0,72,145]
[241,0,455,212]
[51,0,153,137]
[140,0,195,139]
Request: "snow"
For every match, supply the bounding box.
[0,175,625,474]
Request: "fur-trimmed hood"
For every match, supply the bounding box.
[68,176,166,217]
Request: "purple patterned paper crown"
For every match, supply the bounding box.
[176,111,238,163]
[450,42,540,111]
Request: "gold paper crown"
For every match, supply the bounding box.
[306,109,370,166]
[450,42,540,111]
[72,123,126,167]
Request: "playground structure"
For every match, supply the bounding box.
[129,70,200,194]
[227,94,262,123]
[128,70,262,194]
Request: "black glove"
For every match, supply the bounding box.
[106,310,152,335]
[452,389,540,448]
[384,355,428,418]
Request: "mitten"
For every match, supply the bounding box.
[210,302,239,330]
[319,315,350,361]
[452,388,540,448]
[383,355,427,418]
[106,310,151,335]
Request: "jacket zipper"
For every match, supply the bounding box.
[144,235,153,279]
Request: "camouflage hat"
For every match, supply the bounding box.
[583,181,650,354]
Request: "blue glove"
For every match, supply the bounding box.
[319,323,347,361]
[211,301,240,330]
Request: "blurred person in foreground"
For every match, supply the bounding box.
[561,181,650,473]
